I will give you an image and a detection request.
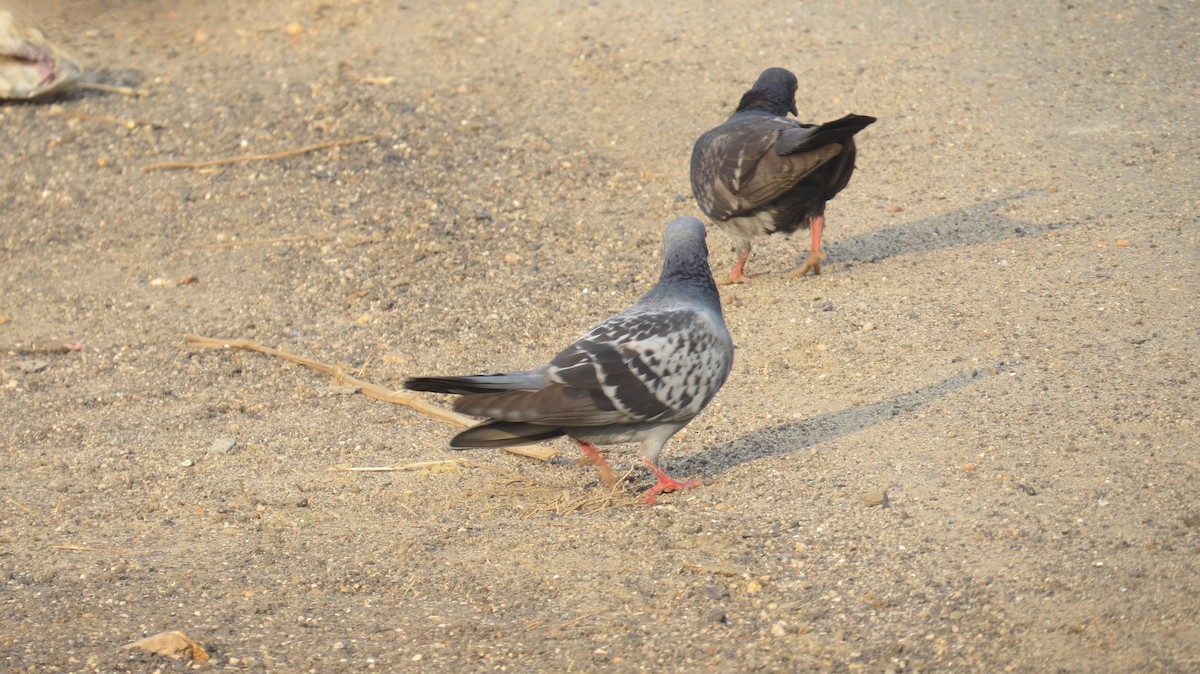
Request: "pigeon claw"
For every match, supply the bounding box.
[574,440,618,489]
[642,456,702,505]
[716,272,752,286]
[783,251,826,279]
[718,247,753,285]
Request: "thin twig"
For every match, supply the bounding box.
[54,544,150,555]
[201,234,310,249]
[184,334,559,461]
[77,82,150,97]
[331,459,464,472]
[48,109,164,129]
[141,136,375,172]
[613,463,637,488]
[398,573,419,597]
[443,449,547,480]
[357,76,397,86]
[356,351,375,378]
[3,495,39,519]
[679,561,749,577]
[553,611,603,632]
[184,334,471,425]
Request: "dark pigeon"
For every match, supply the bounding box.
[406,216,734,503]
[691,67,876,283]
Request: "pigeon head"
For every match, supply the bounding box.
[735,67,799,117]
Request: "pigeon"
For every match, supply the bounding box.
[405,216,733,503]
[690,67,876,284]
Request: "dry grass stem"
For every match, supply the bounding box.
[48,109,164,129]
[552,611,604,633]
[140,136,375,172]
[332,459,464,472]
[679,561,750,577]
[476,476,640,517]
[184,334,559,461]
[3,495,39,519]
[202,234,310,249]
[77,81,150,96]
[54,544,150,555]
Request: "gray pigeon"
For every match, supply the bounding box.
[691,67,876,284]
[405,216,733,503]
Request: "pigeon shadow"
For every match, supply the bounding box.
[674,363,1008,479]
[829,190,1067,266]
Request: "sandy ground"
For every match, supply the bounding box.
[1,0,1197,671]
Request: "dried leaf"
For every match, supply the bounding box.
[122,631,210,662]
[0,11,80,99]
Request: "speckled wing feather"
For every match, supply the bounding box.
[547,307,731,423]
[452,307,729,427]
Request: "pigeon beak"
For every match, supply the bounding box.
[789,102,798,116]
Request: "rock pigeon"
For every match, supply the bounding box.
[405,216,733,503]
[690,67,876,284]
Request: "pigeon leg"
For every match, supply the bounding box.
[642,456,702,504]
[574,440,617,489]
[717,244,753,285]
[783,215,827,278]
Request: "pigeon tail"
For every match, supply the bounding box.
[404,371,546,395]
[450,420,565,448]
[774,114,877,156]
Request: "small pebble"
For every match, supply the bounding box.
[180,458,196,467]
[208,438,236,454]
[861,491,888,507]
[963,463,977,472]
[861,322,875,332]
[703,584,729,601]
[16,359,49,373]
[771,621,788,637]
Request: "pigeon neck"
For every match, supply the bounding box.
[654,251,719,301]
[735,90,793,117]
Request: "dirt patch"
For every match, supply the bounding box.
[1,0,1197,671]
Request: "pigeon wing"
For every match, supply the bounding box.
[692,115,842,220]
[547,309,729,424]
[440,311,729,430]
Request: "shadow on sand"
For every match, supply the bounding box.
[672,363,1010,480]
[829,190,1068,265]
